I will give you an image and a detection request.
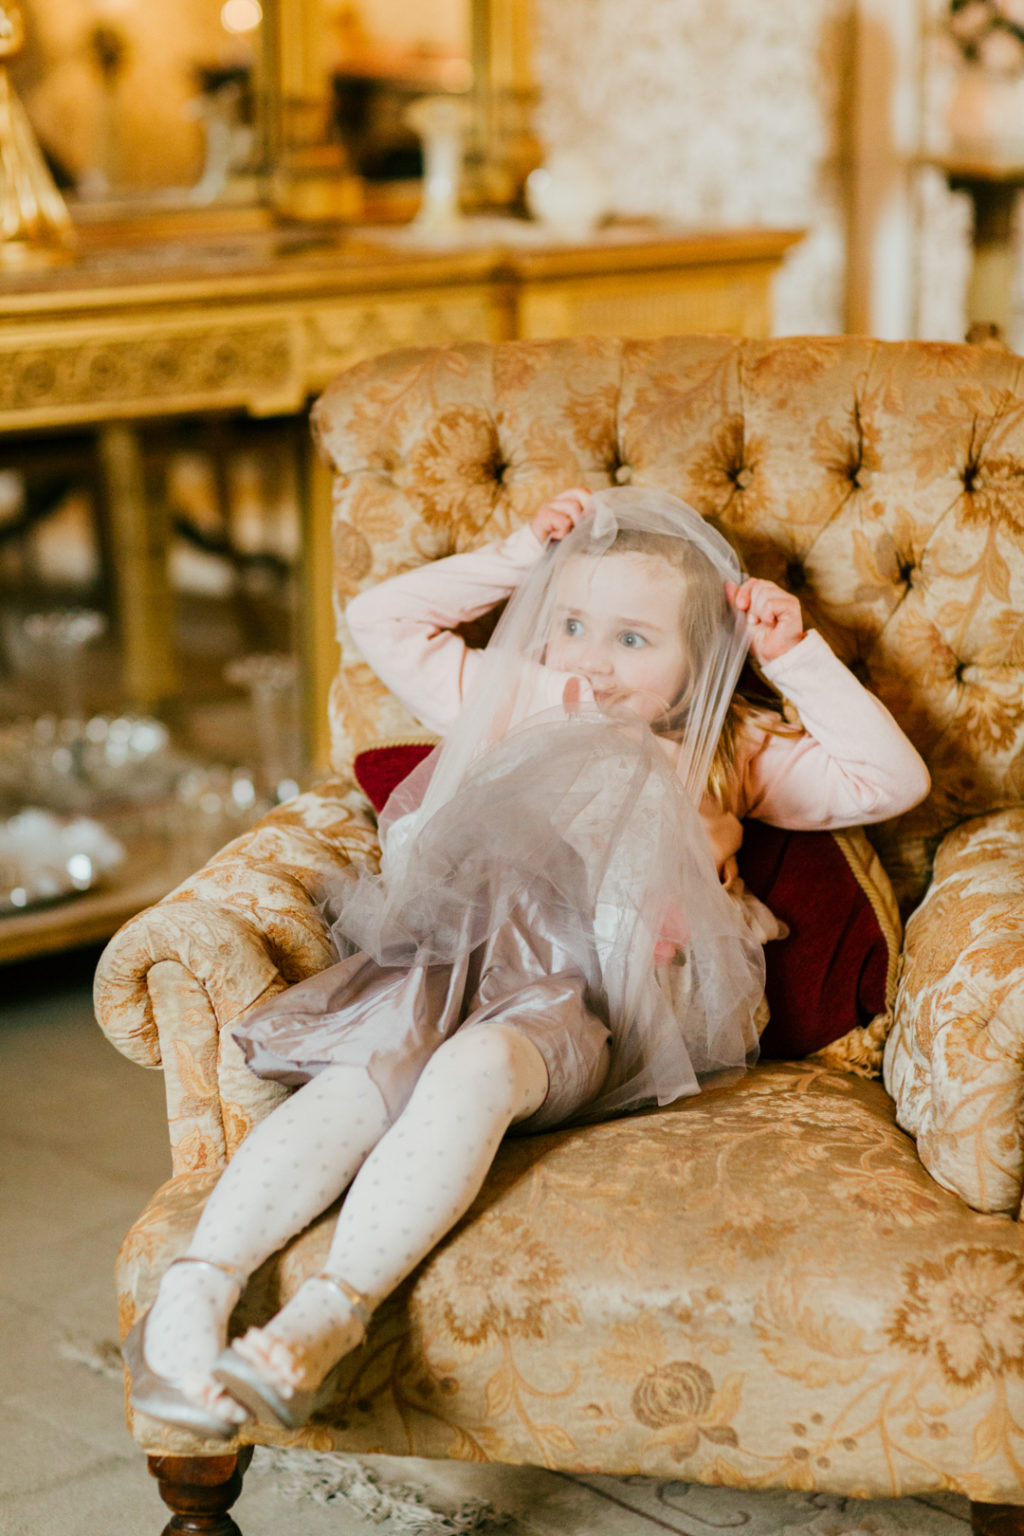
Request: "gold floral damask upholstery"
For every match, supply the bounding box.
[95,335,1024,1506]
[95,779,379,1169]
[312,336,1024,910]
[886,808,1024,1214]
[118,1064,1024,1500]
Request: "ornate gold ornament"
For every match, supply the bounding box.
[0,2,73,266]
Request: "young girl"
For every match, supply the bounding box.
[124,487,930,1438]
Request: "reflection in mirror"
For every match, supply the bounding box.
[12,0,475,217]
[12,0,266,208]
[327,0,470,188]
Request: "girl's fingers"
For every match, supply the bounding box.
[546,492,594,540]
[726,578,804,660]
[533,504,576,542]
[766,599,800,629]
[744,583,769,619]
[725,578,750,611]
[745,582,798,626]
[554,487,592,520]
[749,597,781,627]
[533,488,593,544]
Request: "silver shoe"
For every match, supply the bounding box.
[121,1255,248,1439]
[212,1271,372,1430]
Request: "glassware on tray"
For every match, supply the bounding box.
[0,809,125,914]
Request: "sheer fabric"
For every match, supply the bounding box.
[325,489,767,1120]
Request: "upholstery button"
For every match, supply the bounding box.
[731,467,753,490]
[785,560,806,592]
[615,464,633,484]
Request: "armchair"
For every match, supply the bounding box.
[96,334,1024,1536]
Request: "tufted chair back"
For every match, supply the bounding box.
[312,335,1024,908]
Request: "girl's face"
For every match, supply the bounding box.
[547,552,690,722]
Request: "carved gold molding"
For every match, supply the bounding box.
[0,293,505,428]
[304,292,502,380]
[0,323,297,425]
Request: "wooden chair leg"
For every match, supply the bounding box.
[971,1502,1024,1536]
[147,1448,253,1536]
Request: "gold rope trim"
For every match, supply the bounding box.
[806,829,904,1080]
[829,828,902,1007]
[347,733,441,775]
[355,734,442,751]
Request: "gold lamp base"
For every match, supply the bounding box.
[0,4,75,264]
[0,235,73,268]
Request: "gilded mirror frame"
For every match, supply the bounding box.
[48,0,538,236]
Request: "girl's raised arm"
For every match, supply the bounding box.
[738,630,931,829]
[346,491,590,735]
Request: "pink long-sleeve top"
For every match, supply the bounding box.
[346,525,931,879]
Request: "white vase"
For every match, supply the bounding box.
[946,65,1024,160]
[407,94,468,240]
[525,151,608,240]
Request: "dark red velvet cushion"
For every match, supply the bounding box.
[354,741,436,812]
[734,819,891,1057]
[352,742,892,1060]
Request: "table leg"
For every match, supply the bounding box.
[300,441,338,777]
[98,421,178,710]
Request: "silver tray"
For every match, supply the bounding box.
[0,809,125,915]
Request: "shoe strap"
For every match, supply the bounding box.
[312,1271,372,1332]
[169,1255,246,1294]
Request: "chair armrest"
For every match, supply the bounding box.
[884,809,1024,1215]
[94,778,379,1174]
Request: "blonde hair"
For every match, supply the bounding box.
[603,528,799,807]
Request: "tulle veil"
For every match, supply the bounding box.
[332,488,767,1118]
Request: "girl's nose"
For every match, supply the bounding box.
[578,644,613,676]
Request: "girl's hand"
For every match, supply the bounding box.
[530,487,592,545]
[725,577,805,664]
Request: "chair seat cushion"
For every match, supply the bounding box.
[352,740,900,1068]
[117,1062,1024,1502]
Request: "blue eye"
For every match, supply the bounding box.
[564,617,583,637]
[620,631,646,649]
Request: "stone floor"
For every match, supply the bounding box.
[0,944,976,1536]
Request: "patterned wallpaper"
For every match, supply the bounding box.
[530,0,976,342]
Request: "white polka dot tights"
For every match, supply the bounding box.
[142,1024,548,1421]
